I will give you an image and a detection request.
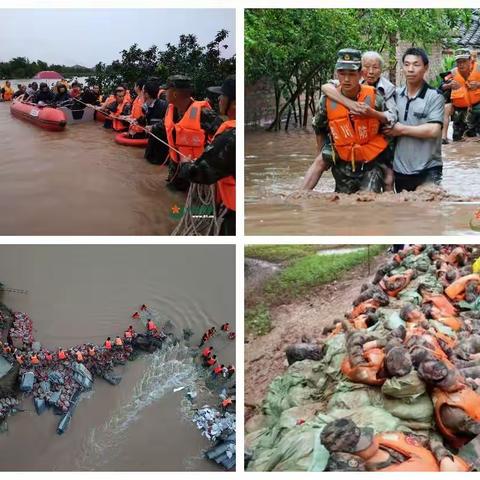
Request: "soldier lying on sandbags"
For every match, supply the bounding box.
[418,358,480,449]
[321,418,471,471]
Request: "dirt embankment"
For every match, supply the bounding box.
[244,253,388,409]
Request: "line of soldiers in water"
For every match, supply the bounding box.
[0,319,164,370]
[96,75,236,235]
[302,47,480,195]
[199,322,236,411]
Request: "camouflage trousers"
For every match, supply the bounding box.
[322,141,387,193]
[452,104,480,140]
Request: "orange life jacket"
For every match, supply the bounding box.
[164,100,211,163]
[445,274,480,302]
[350,299,380,319]
[76,351,84,362]
[451,62,480,108]
[58,350,66,360]
[380,269,414,297]
[375,433,440,471]
[406,327,449,361]
[213,120,236,211]
[30,354,40,365]
[114,337,123,346]
[45,352,53,362]
[422,293,457,317]
[128,96,145,135]
[341,347,385,386]
[202,347,212,358]
[351,314,369,329]
[112,99,130,132]
[446,246,468,267]
[373,433,439,472]
[147,320,157,332]
[435,316,462,332]
[326,85,388,170]
[104,340,112,350]
[213,366,223,374]
[3,86,14,101]
[222,398,233,407]
[3,345,11,354]
[433,387,480,449]
[207,357,216,366]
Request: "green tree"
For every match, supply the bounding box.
[86,31,235,99]
[245,8,472,131]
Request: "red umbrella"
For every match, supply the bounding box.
[33,70,64,80]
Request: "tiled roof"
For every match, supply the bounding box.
[458,9,480,48]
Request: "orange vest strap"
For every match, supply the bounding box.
[326,85,388,167]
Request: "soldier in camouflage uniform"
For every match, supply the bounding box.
[303,49,390,193]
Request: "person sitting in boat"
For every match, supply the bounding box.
[13,84,26,99]
[69,81,82,99]
[52,82,71,106]
[31,83,55,104]
[25,82,38,100]
[81,86,100,106]
[101,85,131,132]
[1,81,14,102]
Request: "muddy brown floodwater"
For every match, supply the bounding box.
[0,102,184,235]
[245,128,480,235]
[0,245,235,471]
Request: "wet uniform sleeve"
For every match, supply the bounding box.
[200,108,224,137]
[312,95,328,135]
[426,92,445,125]
[177,129,236,184]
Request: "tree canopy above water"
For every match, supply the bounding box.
[87,29,235,98]
[0,57,92,80]
[245,8,472,130]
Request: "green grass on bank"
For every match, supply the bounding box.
[245,245,387,336]
[245,245,319,263]
[244,244,359,263]
[245,303,272,337]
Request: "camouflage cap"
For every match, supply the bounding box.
[418,359,448,382]
[326,452,366,471]
[385,347,413,377]
[335,49,362,71]
[321,418,374,453]
[455,48,471,60]
[161,75,193,90]
[207,75,236,100]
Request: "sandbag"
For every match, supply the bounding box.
[327,382,383,411]
[381,371,426,399]
[248,426,328,472]
[382,393,433,423]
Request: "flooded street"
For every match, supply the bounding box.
[0,245,235,470]
[0,102,184,235]
[245,128,480,235]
